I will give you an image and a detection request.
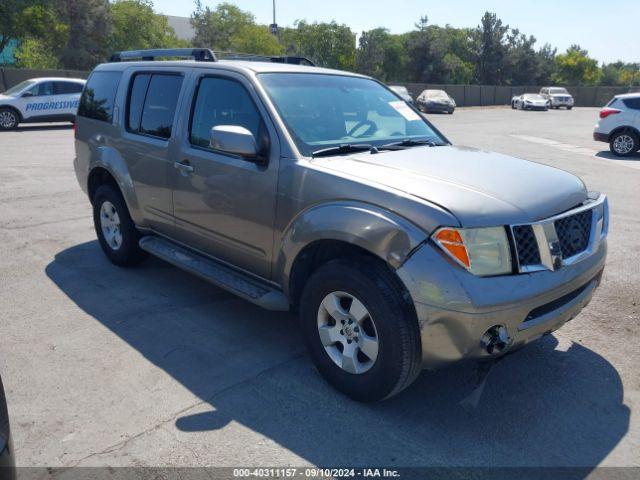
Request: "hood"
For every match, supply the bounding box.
[0,93,14,101]
[550,93,572,98]
[311,146,587,227]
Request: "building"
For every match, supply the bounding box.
[165,16,195,42]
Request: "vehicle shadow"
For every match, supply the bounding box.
[596,150,640,160]
[45,241,630,470]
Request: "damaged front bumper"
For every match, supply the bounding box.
[397,240,607,369]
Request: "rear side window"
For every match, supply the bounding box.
[189,76,264,149]
[127,73,182,139]
[622,98,640,110]
[78,71,122,123]
[54,81,84,94]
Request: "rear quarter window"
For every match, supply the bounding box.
[622,98,640,110]
[78,71,122,123]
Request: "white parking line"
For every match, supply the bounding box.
[511,134,640,171]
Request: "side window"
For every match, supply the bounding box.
[190,76,265,150]
[78,71,122,123]
[623,98,640,110]
[27,81,54,97]
[54,81,84,95]
[127,73,182,139]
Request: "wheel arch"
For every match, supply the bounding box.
[276,201,427,305]
[0,104,23,123]
[86,160,142,224]
[609,125,640,142]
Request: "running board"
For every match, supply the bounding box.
[139,236,289,311]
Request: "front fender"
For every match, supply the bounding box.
[276,201,428,296]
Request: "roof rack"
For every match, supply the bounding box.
[214,51,315,66]
[109,48,217,62]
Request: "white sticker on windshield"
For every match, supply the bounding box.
[389,100,421,121]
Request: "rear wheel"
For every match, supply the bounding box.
[609,132,638,157]
[299,259,422,402]
[0,107,19,130]
[92,184,147,266]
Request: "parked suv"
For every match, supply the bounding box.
[593,93,640,157]
[74,49,608,402]
[0,77,85,130]
[540,87,574,110]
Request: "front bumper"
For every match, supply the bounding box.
[397,238,606,369]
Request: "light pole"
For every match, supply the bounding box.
[270,0,278,36]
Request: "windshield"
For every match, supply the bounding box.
[259,73,444,156]
[424,90,449,100]
[550,88,569,94]
[390,86,409,95]
[524,94,544,100]
[3,80,36,96]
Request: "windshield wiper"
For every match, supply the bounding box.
[380,138,440,149]
[311,143,374,158]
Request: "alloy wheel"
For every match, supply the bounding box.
[317,291,379,374]
[613,135,635,155]
[0,111,17,129]
[99,201,123,250]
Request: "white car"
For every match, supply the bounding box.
[0,77,86,130]
[511,93,549,111]
[540,87,574,110]
[593,93,640,157]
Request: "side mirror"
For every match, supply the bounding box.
[22,91,34,98]
[210,125,259,160]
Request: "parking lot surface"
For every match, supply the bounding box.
[1,107,638,470]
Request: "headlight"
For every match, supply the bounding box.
[432,227,512,276]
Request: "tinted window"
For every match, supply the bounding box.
[127,73,151,132]
[78,71,122,122]
[622,98,640,110]
[190,77,264,149]
[54,81,84,94]
[137,74,182,139]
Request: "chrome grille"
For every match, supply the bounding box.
[512,225,541,266]
[554,210,592,259]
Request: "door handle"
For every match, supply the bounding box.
[174,161,194,175]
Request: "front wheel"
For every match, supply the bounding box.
[92,184,147,266]
[299,259,422,402]
[0,107,19,130]
[567,106,573,110]
[610,132,638,157]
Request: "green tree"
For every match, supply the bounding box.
[553,45,601,85]
[15,37,61,68]
[473,12,509,84]
[281,20,355,70]
[54,0,112,69]
[504,30,538,85]
[191,1,254,51]
[232,24,283,55]
[404,16,433,82]
[110,0,187,52]
[534,44,557,85]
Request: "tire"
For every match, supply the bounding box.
[609,131,639,157]
[0,107,19,130]
[299,258,422,402]
[511,102,516,110]
[92,184,147,266]
[567,106,573,110]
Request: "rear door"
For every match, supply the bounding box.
[52,81,83,116]
[170,71,280,279]
[114,69,186,235]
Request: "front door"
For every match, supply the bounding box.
[171,73,279,279]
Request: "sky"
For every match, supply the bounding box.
[152,0,639,64]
